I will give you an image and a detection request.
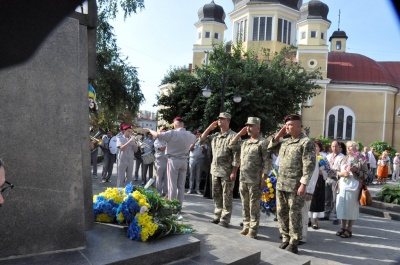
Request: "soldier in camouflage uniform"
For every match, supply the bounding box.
[200,112,240,227]
[230,117,272,239]
[268,114,316,254]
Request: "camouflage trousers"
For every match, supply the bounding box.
[212,175,235,224]
[239,181,262,234]
[276,190,305,245]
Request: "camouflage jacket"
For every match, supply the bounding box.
[232,136,272,183]
[268,133,316,192]
[200,129,240,178]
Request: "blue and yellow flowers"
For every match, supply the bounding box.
[93,183,192,242]
[260,169,278,215]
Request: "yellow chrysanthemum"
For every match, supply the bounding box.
[267,183,273,188]
[270,194,275,199]
[96,213,114,223]
[266,178,271,183]
[117,212,124,223]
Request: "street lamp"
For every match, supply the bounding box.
[202,73,242,112]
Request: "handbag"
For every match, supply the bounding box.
[359,185,372,206]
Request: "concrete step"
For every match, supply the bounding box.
[360,205,400,221]
[167,212,311,265]
[0,224,201,265]
[371,198,400,212]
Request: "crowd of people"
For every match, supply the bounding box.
[89,113,399,255]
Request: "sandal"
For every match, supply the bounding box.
[312,224,319,230]
[336,228,345,236]
[340,229,352,238]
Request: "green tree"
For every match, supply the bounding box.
[91,0,145,129]
[370,141,397,158]
[157,42,322,135]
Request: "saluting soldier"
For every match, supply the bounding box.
[145,117,195,205]
[230,117,272,239]
[268,114,316,254]
[200,112,240,228]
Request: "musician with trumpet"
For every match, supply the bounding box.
[100,129,115,183]
[116,124,138,188]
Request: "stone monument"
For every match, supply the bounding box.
[0,1,96,259]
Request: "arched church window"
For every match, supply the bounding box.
[328,115,335,138]
[345,116,353,140]
[337,108,344,139]
[326,106,355,140]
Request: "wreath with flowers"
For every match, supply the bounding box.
[260,167,278,216]
[93,183,192,242]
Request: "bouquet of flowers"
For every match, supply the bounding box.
[93,183,192,242]
[260,167,278,216]
[317,155,331,174]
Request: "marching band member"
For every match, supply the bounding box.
[116,125,138,188]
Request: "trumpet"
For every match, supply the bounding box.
[90,136,103,145]
[130,133,150,150]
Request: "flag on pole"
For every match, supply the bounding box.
[88,84,98,111]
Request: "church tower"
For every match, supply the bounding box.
[192,1,227,68]
[296,0,331,78]
[296,0,331,137]
[329,30,348,52]
[229,0,302,54]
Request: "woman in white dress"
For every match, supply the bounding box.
[335,141,368,238]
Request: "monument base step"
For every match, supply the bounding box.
[167,212,311,265]
[0,223,200,265]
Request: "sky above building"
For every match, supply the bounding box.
[110,0,400,112]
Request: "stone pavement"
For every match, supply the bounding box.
[91,162,400,265]
[3,162,399,264]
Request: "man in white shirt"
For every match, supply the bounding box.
[368,147,377,184]
[393,153,400,181]
[323,141,344,225]
[188,131,207,195]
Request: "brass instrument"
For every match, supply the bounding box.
[90,136,102,145]
[90,130,105,152]
[131,133,150,150]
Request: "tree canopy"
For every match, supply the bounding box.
[91,0,145,130]
[157,42,322,136]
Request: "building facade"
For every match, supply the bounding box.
[192,0,400,149]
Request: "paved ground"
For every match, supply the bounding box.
[92,162,400,265]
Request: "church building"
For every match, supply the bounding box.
[192,0,400,150]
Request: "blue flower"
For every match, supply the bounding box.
[116,194,141,224]
[263,187,270,193]
[125,182,134,194]
[269,176,277,184]
[127,218,142,241]
[93,195,119,219]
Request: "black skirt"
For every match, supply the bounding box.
[310,174,325,213]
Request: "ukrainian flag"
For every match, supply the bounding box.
[88,84,96,99]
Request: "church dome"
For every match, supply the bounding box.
[328,52,400,88]
[198,0,226,24]
[299,0,330,22]
[329,30,348,41]
[240,0,302,10]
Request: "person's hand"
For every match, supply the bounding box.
[305,194,313,201]
[229,173,236,182]
[208,120,218,131]
[350,165,358,173]
[260,178,267,190]
[238,126,248,136]
[274,126,287,141]
[297,183,306,196]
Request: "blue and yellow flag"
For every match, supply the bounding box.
[89,84,96,99]
[88,84,98,111]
